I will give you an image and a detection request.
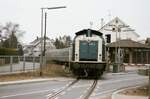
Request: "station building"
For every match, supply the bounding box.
[100,17,150,65]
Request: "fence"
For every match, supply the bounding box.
[0,56,40,74]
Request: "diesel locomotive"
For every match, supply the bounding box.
[47,29,106,78]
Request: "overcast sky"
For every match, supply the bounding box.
[0,0,150,43]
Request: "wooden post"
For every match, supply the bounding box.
[129,49,133,64]
[10,56,13,72]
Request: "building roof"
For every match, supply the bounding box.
[99,17,140,37]
[146,38,150,46]
[107,39,149,48]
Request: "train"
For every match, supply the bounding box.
[46,29,106,78]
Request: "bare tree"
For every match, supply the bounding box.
[54,35,72,49]
[2,22,25,48]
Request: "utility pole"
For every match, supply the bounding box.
[43,12,47,57]
[148,65,150,99]
[40,6,66,76]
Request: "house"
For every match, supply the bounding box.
[107,39,150,65]
[99,17,140,43]
[23,37,55,56]
[145,38,150,46]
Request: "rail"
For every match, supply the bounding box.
[47,79,79,99]
[83,80,98,99]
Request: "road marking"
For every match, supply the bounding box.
[0,89,52,98]
[78,95,83,99]
[91,77,147,97]
[72,84,91,88]
[67,88,71,91]
[60,91,66,95]
[91,89,117,97]
[98,77,147,86]
[54,97,59,99]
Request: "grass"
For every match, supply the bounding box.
[0,63,73,82]
[37,64,73,77]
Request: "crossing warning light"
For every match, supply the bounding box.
[105,34,111,43]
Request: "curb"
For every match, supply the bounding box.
[0,70,35,76]
[0,77,74,86]
[112,86,148,99]
[0,79,51,86]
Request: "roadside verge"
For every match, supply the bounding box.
[112,86,148,99]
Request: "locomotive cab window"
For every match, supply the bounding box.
[79,40,98,61]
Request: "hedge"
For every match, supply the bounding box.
[0,48,18,55]
[0,48,19,65]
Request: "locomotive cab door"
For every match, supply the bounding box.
[79,41,98,61]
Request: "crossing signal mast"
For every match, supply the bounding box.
[105,34,111,43]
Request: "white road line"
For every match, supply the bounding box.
[98,77,147,86]
[67,88,71,91]
[83,90,87,94]
[72,84,91,88]
[91,89,117,97]
[60,91,66,95]
[78,95,83,99]
[54,97,59,99]
[0,89,52,98]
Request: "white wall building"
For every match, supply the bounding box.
[99,17,140,43]
[23,37,55,56]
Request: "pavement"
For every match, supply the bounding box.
[0,65,148,99]
[112,86,148,99]
[111,65,149,99]
[0,77,74,86]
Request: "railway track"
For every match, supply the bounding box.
[82,80,98,99]
[47,79,79,99]
[47,79,97,99]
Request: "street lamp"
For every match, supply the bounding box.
[40,6,66,76]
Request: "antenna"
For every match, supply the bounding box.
[89,21,93,29]
[101,18,104,28]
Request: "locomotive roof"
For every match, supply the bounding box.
[75,29,103,36]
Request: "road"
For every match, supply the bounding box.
[0,72,148,99]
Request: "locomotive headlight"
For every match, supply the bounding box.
[99,54,102,60]
[75,54,78,60]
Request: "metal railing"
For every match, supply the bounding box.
[0,56,40,74]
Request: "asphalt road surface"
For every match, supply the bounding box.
[0,72,148,99]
